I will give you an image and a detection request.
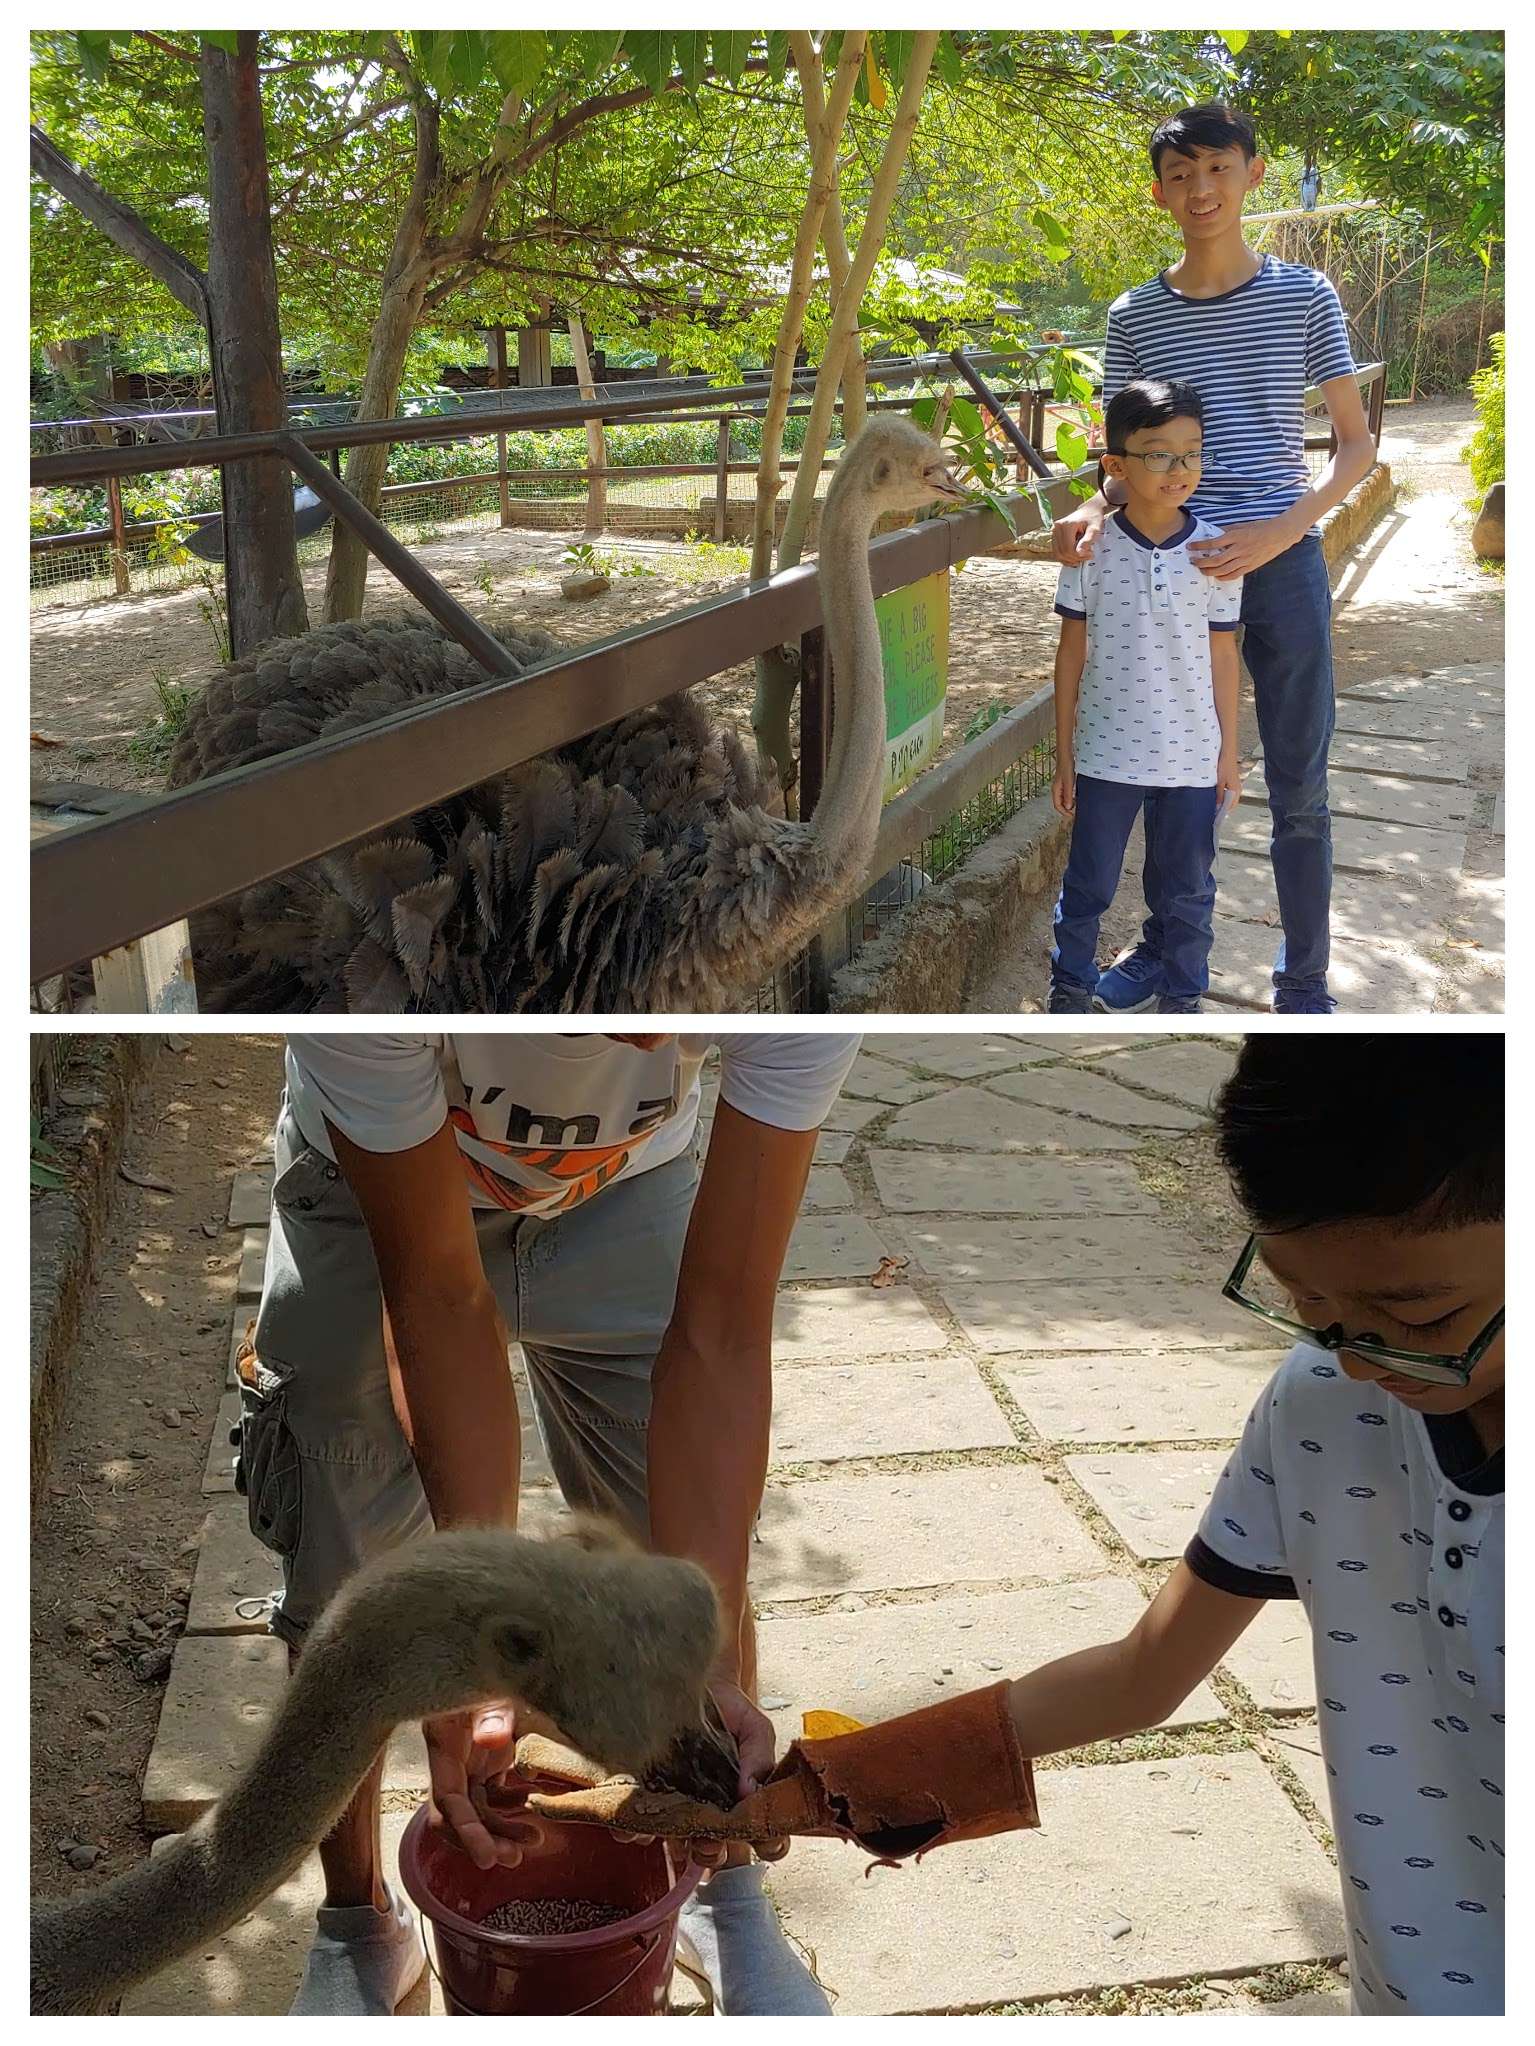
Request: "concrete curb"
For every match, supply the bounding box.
[30,1034,162,1509]
[831,467,1396,1013]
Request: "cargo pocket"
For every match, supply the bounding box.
[232,1325,303,1560]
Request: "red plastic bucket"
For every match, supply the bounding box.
[398,1791,702,2016]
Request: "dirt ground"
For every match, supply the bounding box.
[30,1035,282,1904]
[29,500,1057,799]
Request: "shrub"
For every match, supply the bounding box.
[1464,332,1504,492]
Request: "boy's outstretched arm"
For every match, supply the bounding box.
[1052,616,1086,816]
[1210,629,1242,812]
[1005,1561,1259,1756]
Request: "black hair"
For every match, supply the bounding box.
[1150,102,1258,178]
[1104,377,1203,453]
[1215,1036,1504,1235]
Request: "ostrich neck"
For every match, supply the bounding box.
[36,1622,490,2011]
[811,483,888,877]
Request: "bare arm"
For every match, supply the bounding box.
[1210,629,1242,808]
[1006,1562,1258,1757]
[1052,616,1086,816]
[1284,371,1377,531]
[328,1119,518,1532]
[648,1101,816,1656]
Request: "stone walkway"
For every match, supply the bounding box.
[123,1035,1352,2016]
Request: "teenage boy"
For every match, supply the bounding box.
[997,1033,1503,2014]
[239,1031,859,2016]
[1054,103,1378,1014]
[1049,376,1242,1013]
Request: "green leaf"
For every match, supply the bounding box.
[766,30,790,82]
[412,31,456,96]
[712,31,752,83]
[568,31,625,77]
[486,31,549,101]
[75,29,114,83]
[674,30,708,92]
[933,32,964,89]
[625,29,672,93]
[1055,421,1090,472]
[981,488,1019,538]
[881,30,914,98]
[1219,32,1250,58]
[200,30,242,57]
[448,30,488,94]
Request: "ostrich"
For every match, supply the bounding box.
[166,415,964,1012]
[32,1524,730,2015]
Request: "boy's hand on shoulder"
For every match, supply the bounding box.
[1052,504,1104,566]
[1188,513,1300,580]
[1052,757,1077,817]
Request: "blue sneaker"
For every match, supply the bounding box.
[1155,997,1203,1014]
[1048,983,1094,1014]
[1272,987,1337,1015]
[1092,947,1166,1013]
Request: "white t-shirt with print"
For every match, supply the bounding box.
[284,1034,859,1215]
[1054,509,1243,788]
[1188,1345,1503,2016]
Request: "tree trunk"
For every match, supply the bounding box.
[322,92,440,623]
[748,32,866,795]
[200,34,308,654]
[567,312,606,536]
[798,57,866,442]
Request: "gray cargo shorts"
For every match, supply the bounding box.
[235,1104,700,1647]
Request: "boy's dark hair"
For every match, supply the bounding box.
[1150,102,1258,178]
[1215,1036,1504,1235]
[1105,377,1203,453]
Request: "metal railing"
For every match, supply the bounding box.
[30,357,1387,1003]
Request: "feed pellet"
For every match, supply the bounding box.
[479,1897,627,1937]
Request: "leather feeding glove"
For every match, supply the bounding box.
[518,1679,1039,1865]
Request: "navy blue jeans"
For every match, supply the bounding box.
[1132,533,1334,995]
[1052,776,1218,1002]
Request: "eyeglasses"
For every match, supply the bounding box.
[1113,450,1205,474]
[1221,1235,1503,1388]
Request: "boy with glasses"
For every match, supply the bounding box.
[991,1033,1503,2014]
[1048,376,1243,1013]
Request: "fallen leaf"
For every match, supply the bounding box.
[802,1709,866,1740]
[870,1255,910,1289]
[120,1164,175,1194]
[31,732,66,748]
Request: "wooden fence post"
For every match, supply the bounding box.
[567,313,606,536]
[489,324,512,528]
[106,474,130,594]
[714,414,731,542]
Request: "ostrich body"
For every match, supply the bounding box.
[166,416,963,1012]
[31,1526,723,2015]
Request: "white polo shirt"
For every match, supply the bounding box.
[1188,1344,1503,2015]
[284,1033,859,1216]
[1054,509,1243,788]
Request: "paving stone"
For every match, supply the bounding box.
[1330,693,1500,751]
[1223,804,1465,879]
[752,1466,1105,1601]
[782,1213,896,1282]
[937,1277,1258,1356]
[1213,848,1493,956]
[765,1752,1345,2013]
[1345,663,1502,709]
[755,1580,1225,1733]
[801,1165,856,1213]
[1255,1986,1352,2016]
[771,1358,1014,1462]
[815,1128,854,1165]
[1491,791,1504,833]
[1326,731,1471,782]
[1207,916,1438,1014]
[184,1499,280,1635]
[510,1362,556,1489]
[772,1285,950,1362]
[1268,1720,1331,1819]
[120,1812,431,2015]
[142,1633,288,1828]
[1219,1598,1317,1713]
[227,1310,255,1387]
[843,1052,937,1104]
[998,1349,1285,1444]
[819,1093,886,1133]
[1066,1449,1232,1560]
[1092,1040,1237,1114]
[226,1169,274,1229]
[1008,1033,1143,1057]
[883,1087,1141,1155]
[986,1066,1206,1130]
[1249,762,1474,829]
[877,1034,1044,1080]
[236,1228,269,1301]
[868,1151,1157,1217]
[202,1391,243,1495]
[903,1213,1208,1284]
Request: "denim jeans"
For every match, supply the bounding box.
[1052,776,1219,1003]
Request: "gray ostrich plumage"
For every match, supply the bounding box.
[166,417,964,1013]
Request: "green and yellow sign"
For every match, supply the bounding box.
[875,568,950,802]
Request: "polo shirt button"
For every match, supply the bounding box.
[1438,1605,1456,1627]
[1445,1548,1464,1569]
[1448,1499,1471,1522]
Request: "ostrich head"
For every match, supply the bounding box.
[829,413,967,514]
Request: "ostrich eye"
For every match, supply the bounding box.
[874,459,891,485]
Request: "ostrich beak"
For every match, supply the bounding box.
[926,466,967,503]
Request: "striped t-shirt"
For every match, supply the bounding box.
[1103,256,1355,530]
